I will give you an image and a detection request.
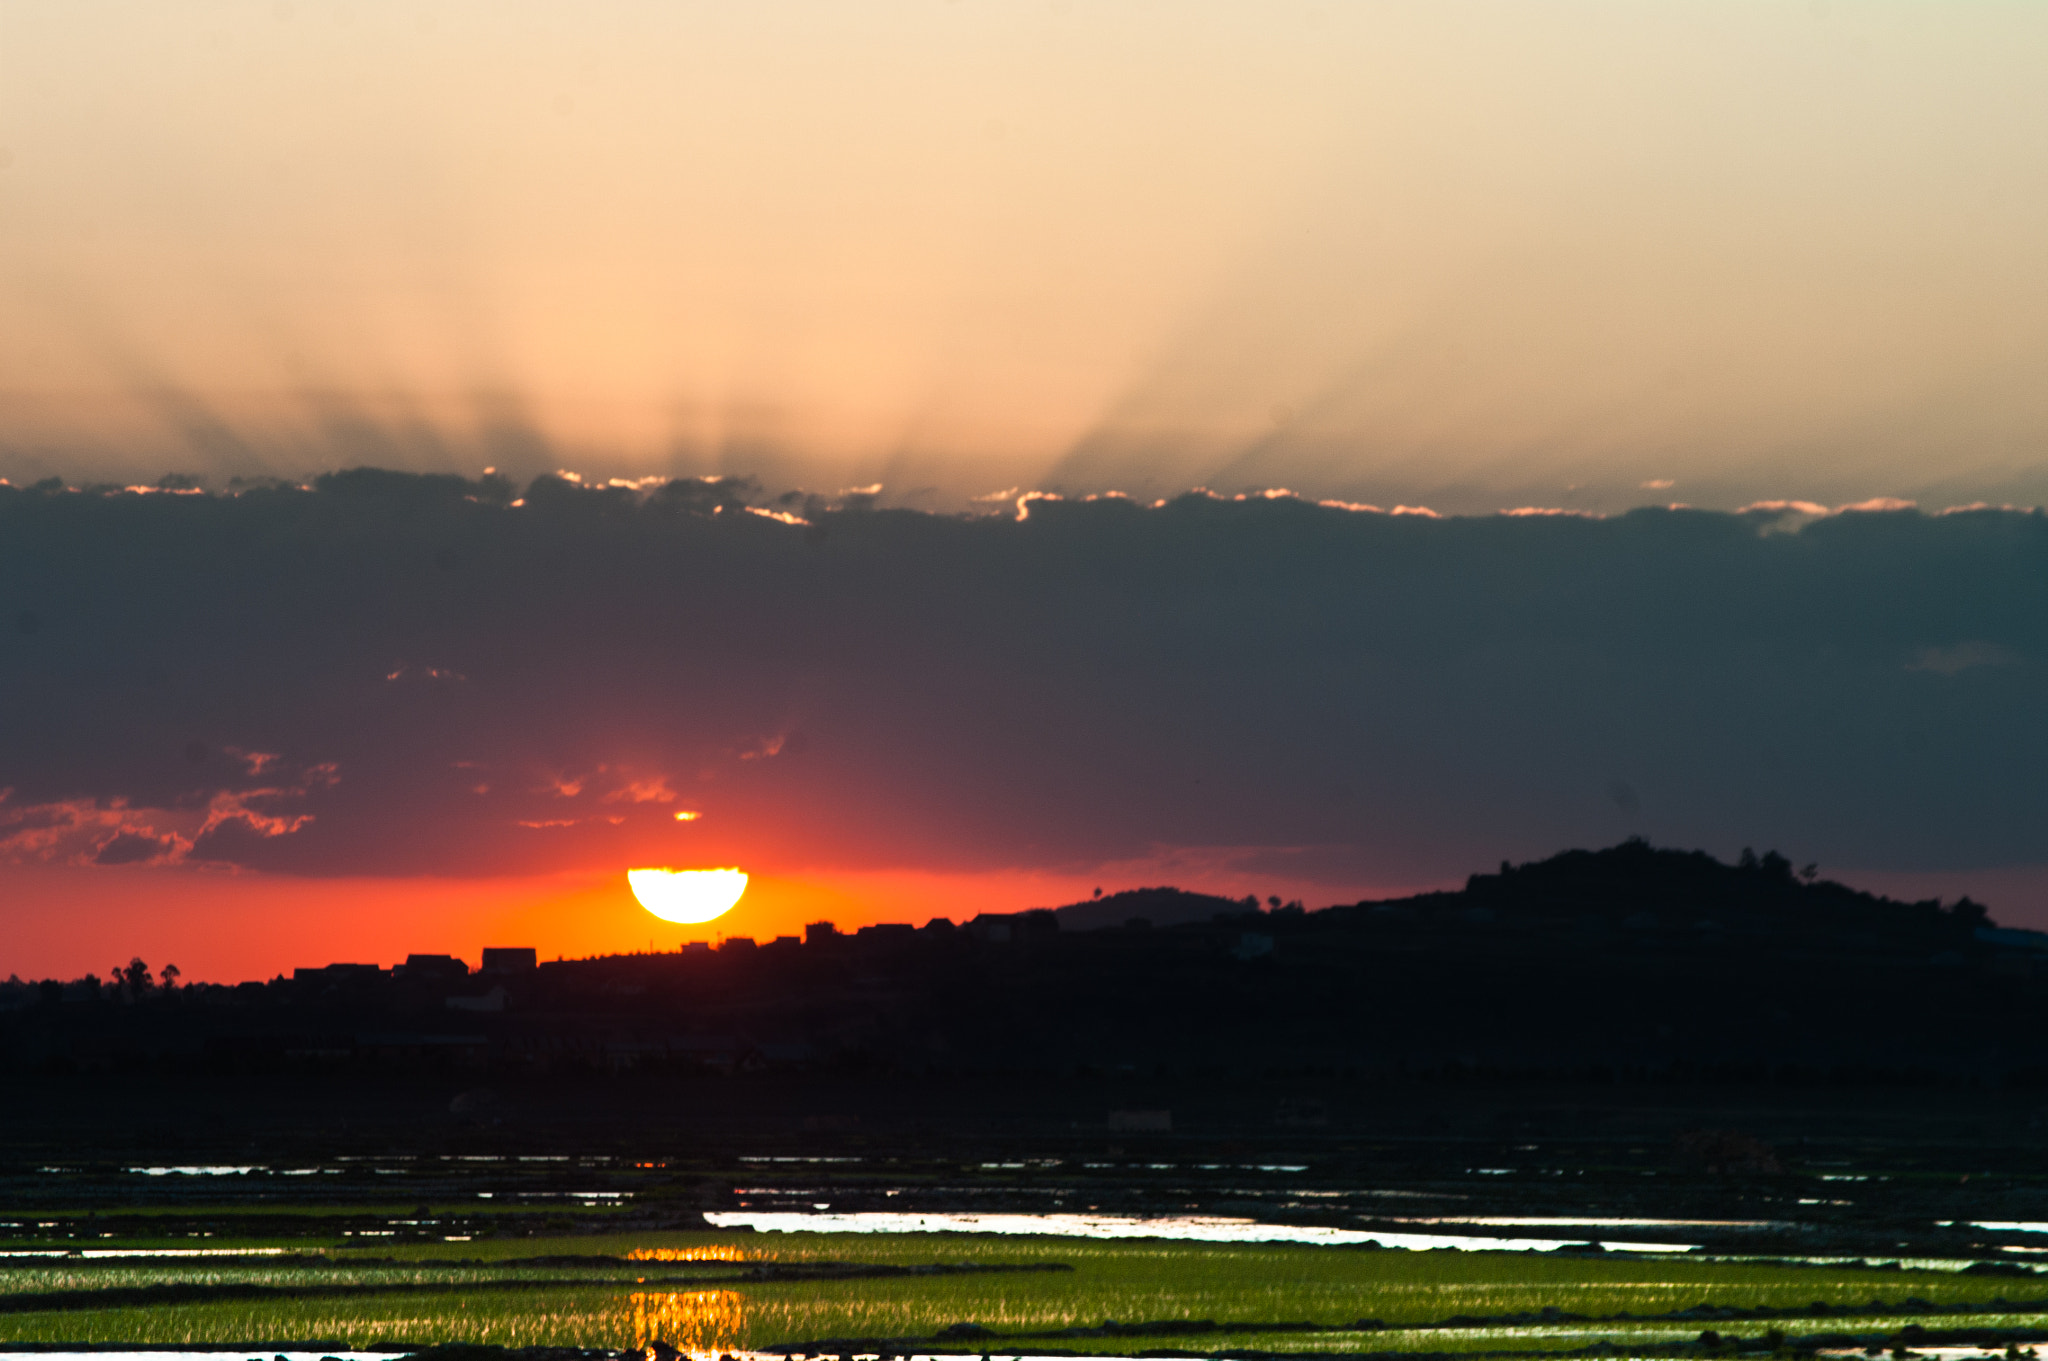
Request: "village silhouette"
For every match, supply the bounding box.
[5,840,2036,1117]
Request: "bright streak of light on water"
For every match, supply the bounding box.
[702,1210,1697,1253]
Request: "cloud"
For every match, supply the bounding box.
[1908,642,2017,677]
[739,735,787,763]
[602,777,677,805]
[0,794,191,865]
[0,753,332,868]
[2,474,2046,885]
[92,829,181,866]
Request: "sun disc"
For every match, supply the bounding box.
[628,867,748,924]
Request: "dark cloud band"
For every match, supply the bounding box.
[2,474,2043,884]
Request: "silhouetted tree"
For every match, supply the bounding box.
[114,957,153,1000]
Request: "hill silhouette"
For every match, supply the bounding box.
[1347,836,1990,942]
[1052,886,1252,932]
[3,840,2041,1096]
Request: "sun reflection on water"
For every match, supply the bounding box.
[626,1245,758,1263]
[630,1289,746,1351]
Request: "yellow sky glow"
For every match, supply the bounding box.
[2,2,2046,510]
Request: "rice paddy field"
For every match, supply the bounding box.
[4,1232,2048,1354]
[13,1103,2048,1357]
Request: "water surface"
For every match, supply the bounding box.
[704,1210,1696,1253]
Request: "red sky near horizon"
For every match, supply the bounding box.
[0,856,1408,985]
[7,855,2047,987]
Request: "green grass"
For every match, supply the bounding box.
[0,1264,670,1295]
[3,1232,2044,1352]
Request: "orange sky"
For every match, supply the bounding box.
[9,854,2039,984]
[0,855,1417,984]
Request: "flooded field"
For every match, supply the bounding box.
[11,1137,2047,1269]
[7,1228,2048,1355]
[11,1097,2048,1357]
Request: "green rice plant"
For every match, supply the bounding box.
[5,1233,2046,1353]
[0,1263,665,1296]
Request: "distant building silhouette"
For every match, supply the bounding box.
[400,954,469,983]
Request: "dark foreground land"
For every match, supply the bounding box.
[6,841,2046,1087]
[9,844,2048,1356]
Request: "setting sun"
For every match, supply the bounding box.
[627,867,749,925]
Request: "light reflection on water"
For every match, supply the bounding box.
[631,1288,746,1351]
[704,1210,1696,1253]
[629,1245,760,1262]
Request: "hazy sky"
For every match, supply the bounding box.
[4,1,2048,511]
